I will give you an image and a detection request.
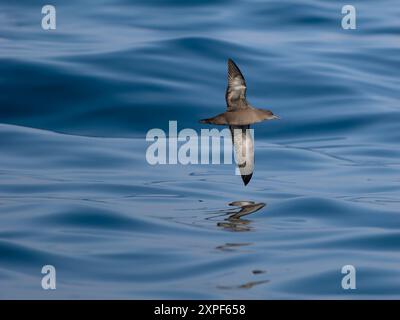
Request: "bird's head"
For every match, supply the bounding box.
[260,109,279,120]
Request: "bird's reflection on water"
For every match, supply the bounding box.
[215,242,252,252]
[215,201,266,232]
[217,279,269,290]
[212,201,269,289]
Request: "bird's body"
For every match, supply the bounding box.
[201,107,274,126]
[200,59,278,185]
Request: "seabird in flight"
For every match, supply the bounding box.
[200,59,278,185]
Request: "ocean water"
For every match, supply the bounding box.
[1,0,400,299]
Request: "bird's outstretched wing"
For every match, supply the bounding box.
[226,59,247,111]
[230,125,254,186]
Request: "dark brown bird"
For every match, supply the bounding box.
[200,59,278,185]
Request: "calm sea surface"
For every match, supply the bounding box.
[0,0,400,299]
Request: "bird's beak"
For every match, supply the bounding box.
[271,115,279,120]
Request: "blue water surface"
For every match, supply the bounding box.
[0,0,400,299]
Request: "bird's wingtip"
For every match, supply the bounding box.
[241,173,253,186]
